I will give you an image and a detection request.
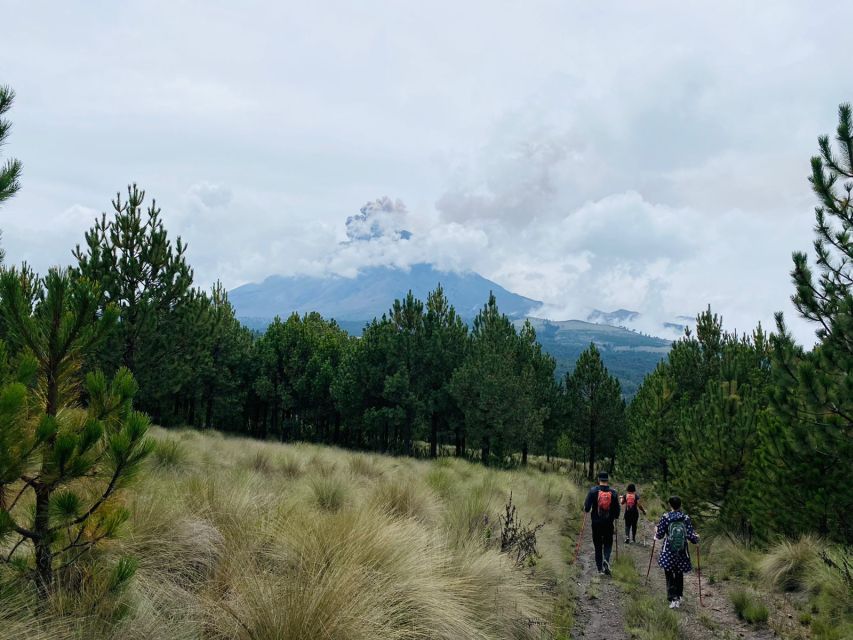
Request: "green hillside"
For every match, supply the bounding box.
[518,318,671,396]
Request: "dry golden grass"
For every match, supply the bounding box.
[0,427,581,640]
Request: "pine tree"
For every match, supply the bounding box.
[620,363,675,484]
[422,285,467,457]
[73,185,193,416]
[565,344,625,480]
[450,294,522,465]
[388,291,426,454]
[0,268,152,593]
[0,85,22,206]
[515,320,556,465]
[675,380,761,536]
[765,103,853,542]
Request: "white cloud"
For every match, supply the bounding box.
[1,0,846,345]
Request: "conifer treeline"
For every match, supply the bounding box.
[56,185,624,469]
[620,106,853,545]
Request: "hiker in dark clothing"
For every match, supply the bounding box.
[654,495,699,608]
[583,471,620,575]
[620,483,646,543]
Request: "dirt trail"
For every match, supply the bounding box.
[570,522,629,640]
[570,503,778,639]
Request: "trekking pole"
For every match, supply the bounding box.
[645,538,656,583]
[572,511,587,564]
[697,543,704,607]
[614,525,619,560]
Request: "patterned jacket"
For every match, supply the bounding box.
[654,511,699,572]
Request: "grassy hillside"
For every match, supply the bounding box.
[2,428,581,640]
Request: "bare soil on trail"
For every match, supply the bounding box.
[570,530,629,640]
[571,511,780,639]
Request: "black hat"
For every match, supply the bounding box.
[598,472,609,481]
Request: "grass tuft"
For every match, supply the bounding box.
[730,588,769,624]
[310,475,348,512]
[759,535,819,592]
[151,438,188,469]
[625,595,681,640]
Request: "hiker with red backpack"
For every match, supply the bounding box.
[620,483,646,544]
[654,495,699,609]
[582,471,620,575]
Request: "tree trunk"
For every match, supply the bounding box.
[429,413,438,458]
[204,390,214,429]
[521,442,528,466]
[481,441,490,466]
[587,428,596,481]
[455,425,464,457]
[33,483,52,593]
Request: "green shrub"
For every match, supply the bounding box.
[730,589,768,624]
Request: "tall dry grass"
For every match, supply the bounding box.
[707,534,851,640]
[0,427,581,640]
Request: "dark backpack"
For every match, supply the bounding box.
[596,489,613,517]
[667,518,687,552]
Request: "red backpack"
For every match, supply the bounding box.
[625,493,637,511]
[597,489,613,517]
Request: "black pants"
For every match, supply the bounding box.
[665,570,684,601]
[624,510,639,541]
[591,520,614,571]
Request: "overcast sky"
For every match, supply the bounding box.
[3,0,851,343]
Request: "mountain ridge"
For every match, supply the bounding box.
[229,264,672,396]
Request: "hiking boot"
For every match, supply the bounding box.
[668,600,678,609]
[674,598,682,609]
[603,560,611,576]
[625,537,630,543]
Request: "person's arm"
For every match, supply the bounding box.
[685,515,700,544]
[583,488,594,513]
[654,515,667,540]
[612,490,621,520]
[638,495,647,515]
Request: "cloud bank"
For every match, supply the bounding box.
[3,0,851,344]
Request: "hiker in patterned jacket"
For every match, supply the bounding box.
[654,495,699,609]
[582,471,620,575]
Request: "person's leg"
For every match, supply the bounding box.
[591,522,604,572]
[675,571,684,600]
[602,521,614,572]
[665,570,677,602]
[625,512,636,542]
[630,513,638,542]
